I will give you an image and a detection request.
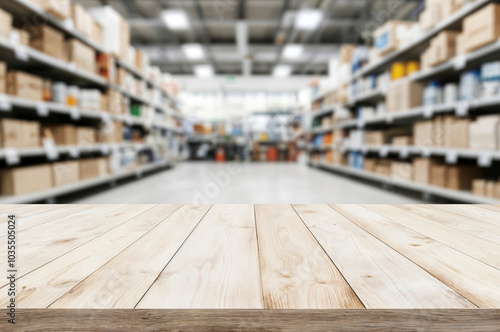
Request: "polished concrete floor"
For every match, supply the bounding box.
[69,162,422,204]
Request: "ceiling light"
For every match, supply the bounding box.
[182,44,205,60]
[294,9,323,31]
[282,44,304,59]
[161,9,190,30]
[194,65,214,77]
[273,65,293,77]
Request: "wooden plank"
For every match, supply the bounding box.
[432,205,500,227]
[137,205,263,309]
[293,204,474,309]
[0,204,63,217]
[0,204,148,284]
[366,205,500,269]
[3,309,500,332]
[0,204,99,234]
[0,205,182,308]
[255,204,364,309]
[51,204,210,309]
[332,205,500,308]
[475,205,500,213]
[396,205,500,245]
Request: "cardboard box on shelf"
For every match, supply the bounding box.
[6,71,44,101]
[430,164,447,187]
[105,89,124,115]
[374,21,414,56]
[0,62,6,94]
[446,165,482,190]
[413,157,438,184]
[469,115,500,150]
[30,25,66,61]
[414,120,434,146]
[119,17,130,61]
[392,136,413,146]
[472,179,486,196]
[52,161,80,187]
[11,28,30,46]
[386,78,424,113]
[34,0,71,20]
[0,164,52,196]
[136,50,149,73]
[44,124,77,146]
[364,158,377,172]
[92,21,103,46]
[340,45,356,64]
[0,119,40,149]
[433,116,445,147]
[443,116,470,148]
[76,127,96,145]
[391,162,414,182]
[96,121,123,143]
[433,31,459,65]
[80,157,110,180]
[463,3,500,52]
[72,4,94,38]
[455,33,466,55]
[0,7,12,39]
[66,39,96,74]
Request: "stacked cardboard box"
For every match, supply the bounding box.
[66,39,96,74]
[96,121,123,143]
[373,21,414,56]
[419,0,463,31]
[444,116,470,149]
[392,136,413,146]
[365,128,411,145]
[136,50,149,73]
[424,160,482,190]
[413,120,434,146]
[374,159,392,177]
[31,0,71,20]
[0,164,52,195]
[11,28,30,46]
[30,25,66,61]
[43,124,77,146]
[386,78,424,113]
[421,31,459,68]
[0,7,12,39]
[80,157,110,180]
[72,4,94,38]
[76,127,96,145]
[463,3,500,52]
[391,161,414,182]
[52,161,80,187]
[6,71,44,101]
[92,21,103,46]
[0,62,6,94]
[469,115,500,150]
[0,119,40,148]
[414,157,439,184]
[472,179,500,198]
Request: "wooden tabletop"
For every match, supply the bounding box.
[1,204,500,331]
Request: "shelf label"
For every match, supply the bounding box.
[399,147,410,159]
[478,152,493,167]
[445,150,458,164]
[14,45,29,62]
[100,145,110,155]
[453,55,467,71]
[125,117,133,126]
[385,114,394,124]
[455,101,469,117]
[4,148,20,166]
[423,105,434,119]
[100,113,111,123]
[421,147,431,157]
[68,62,77,72]
[379,146,389,157]
[361,145,368,154]
[70,107,81,120]
[63,19,74,30]
[357,117,365,129]
[68,147,80,158]
[43,138,59,161]
[0,94,12,111]
[36,102,49,117]
[111,144,120,153]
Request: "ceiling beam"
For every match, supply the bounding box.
[238,0,246,19]
[193,0,219,74]
[128,18,357,28]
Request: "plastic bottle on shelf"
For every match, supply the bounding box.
[405,61,420,76]
[423,81,443,106]
[444,83,458,105]
[459,70,481,101]
[52,82,68,105]
[391,62,406,80]
[67,86,80,107]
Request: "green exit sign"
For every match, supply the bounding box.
[226,76,236,82]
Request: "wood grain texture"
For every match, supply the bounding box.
[475,205,500,213]
[137,205,263,309]
[0,204,62,217]
[433,205,500,227]
[333,205,500,308]
[293,204,474,309]
[255,204,364,309]
[396,205,500,245]
[4,309,500,332]
[51,204,210,308]
[367,205,500,269]
[0,205,181,308]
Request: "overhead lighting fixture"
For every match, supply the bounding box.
[194,65,214,77]
[160,9,190,31]
[182,43,205,60]
[273,65,292,77]
[294,9,323,31]
[282,44,304,59]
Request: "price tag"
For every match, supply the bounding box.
[453,55,468,71]
[4,148,20,165]
[100,145,110,155]
[68,147,80,158]
[386,114,394,124]
[421,147,431,157]
[0,94,12,111]
[357,117,365,129]
[399,147,410,159]
[125,117,133,126]
[43,138,59,161]
[478,152,492,167]
[455,101,469,117]
[68,62,77,71]
[101,113,111,123]
[423,105,434,119]
[445,150,458,164]
[36,102,49,117]
[63,19,74,30]
[379,146,389,157]
[14,45,29,62]
[70,107,81,120]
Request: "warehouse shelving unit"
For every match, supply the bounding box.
[0,0,188,202]
[307,0,500,203]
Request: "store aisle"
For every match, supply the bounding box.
[69,163,422,204]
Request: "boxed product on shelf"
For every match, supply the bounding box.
[365,128,410,145]
[446,165,482,190]
[51,161,80,187]
[480,61,500,97]
[92,21,103,46]
[11,28,30,46]
[30,25,66,61]
[386,78,423,113]
[391,161,414,182]
[0,8,12,38]
[392,136,413,146]
[473,179,500,198]
[0,119,40,148]
[414,120,434,146]
[469,115,500,150]
[373,21,413,56]
[72,4,94,38]
[364,158,377,172]
[374,159,392,177]
[96,53,115,82]
[76,127,96,145]
[79,89,102,111]
[0,61,5,94]
[80,157,110,180]
[456,32,466,55]
[136,50,149,73]
[414,157,439,184]
[66,39,96,73]
[463,3,500,52]
[444,116,470,149]
[430,163,447,187]
[96,121,123,143]
[459,70,481,100]
[427,31,459,67]
[0,164,52,196]
[44,124,77,145]
[104,89,125,114]
[31,0,71,20]
[6,70,43,101]
[340,45,356,64]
